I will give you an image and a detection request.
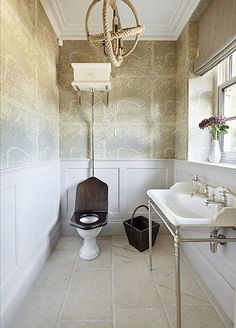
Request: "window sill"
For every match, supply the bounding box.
[175,159,236,171]
[221,152,236,165]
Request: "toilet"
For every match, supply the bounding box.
[70,177,108,260]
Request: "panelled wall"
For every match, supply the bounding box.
[0,162,60,327]
[60,160,174,235]
[174,160,236,322]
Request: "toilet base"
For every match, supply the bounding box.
[79,243,100,260]
[77,227,102,261]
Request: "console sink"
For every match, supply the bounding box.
[147,182,236,230]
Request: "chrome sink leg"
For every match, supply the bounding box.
[174,227,181,328]
[148,199,152,270]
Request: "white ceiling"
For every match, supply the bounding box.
[41,0,200,41]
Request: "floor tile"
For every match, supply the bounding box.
[113,260,162,308]
[10,236,232,328]
[115,308,170,328]
[98,235,112,241]
[57,320,113,328]
[11,290,65,328]
[75,238,112,269]
[151,235,174,256]
[153,270,209,305]
[54,236,80,252]
[166,305,228,328]
[61,269,112,320]
[32,251,76,291]
[112,236,146,263]
[148,249,189,273]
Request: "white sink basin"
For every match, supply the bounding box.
[147,182,236,230]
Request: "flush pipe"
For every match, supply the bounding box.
[78,86,109,177]
[91,87,95,177]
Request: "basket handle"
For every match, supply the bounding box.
[130,205,148,228]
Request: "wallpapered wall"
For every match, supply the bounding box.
[175,22,199,160]
[188,69,215,162]
[0,0,213,167]
[0,0,59,169]
[58,41,177,160]
[175,18,214,160]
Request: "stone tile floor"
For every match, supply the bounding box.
[11,235,233,328]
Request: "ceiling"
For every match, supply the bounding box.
[40,0,200,41]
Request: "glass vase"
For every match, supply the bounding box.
[208,139,221,163]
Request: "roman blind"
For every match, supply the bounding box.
[194,0,236,75]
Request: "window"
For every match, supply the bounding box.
[218,51,236,163]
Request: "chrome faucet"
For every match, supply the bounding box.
[219,190,228,207]
[191,179,210,198]
[191,174,202,196]
[206,190,229,207]
[205,193,216,206]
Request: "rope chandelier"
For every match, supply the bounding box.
[85,0,144,67]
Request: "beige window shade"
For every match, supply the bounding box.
[194,0,236,76]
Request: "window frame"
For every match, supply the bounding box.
[218,75,236,163]
[218,53,236,164]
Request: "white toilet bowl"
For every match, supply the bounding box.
[69,177,108,261]
[76,214,103,260]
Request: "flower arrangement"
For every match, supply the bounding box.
[199,115,229,140]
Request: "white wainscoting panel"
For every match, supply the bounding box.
[60,160,174,235]
[0,161,61,328]
[1,186,17,284]
[174,160,236,323]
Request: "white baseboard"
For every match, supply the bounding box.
[1,221,61,328]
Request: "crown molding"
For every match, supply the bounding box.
[40,0,64,36]
[40,0,200,41]
[170,0,201,38]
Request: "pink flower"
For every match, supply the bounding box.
[199,118,210,129]
[199,115,229,139]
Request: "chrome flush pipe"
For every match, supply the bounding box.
[91,87,95,177]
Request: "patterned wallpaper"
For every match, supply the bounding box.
[0,0,213,166]
[188,69,215,161]
[58,41,177,160]
[175,19,215,161]
[0,0,59,169]
[175,26,189,160]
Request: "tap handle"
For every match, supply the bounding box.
[204,184,209,198]
[212,193,216,201]
[219,187,236,196]
[219,190,228,196]
[193,174,200,181]
[219,190,228,206]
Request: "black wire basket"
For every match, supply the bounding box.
[123,205,160,252]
